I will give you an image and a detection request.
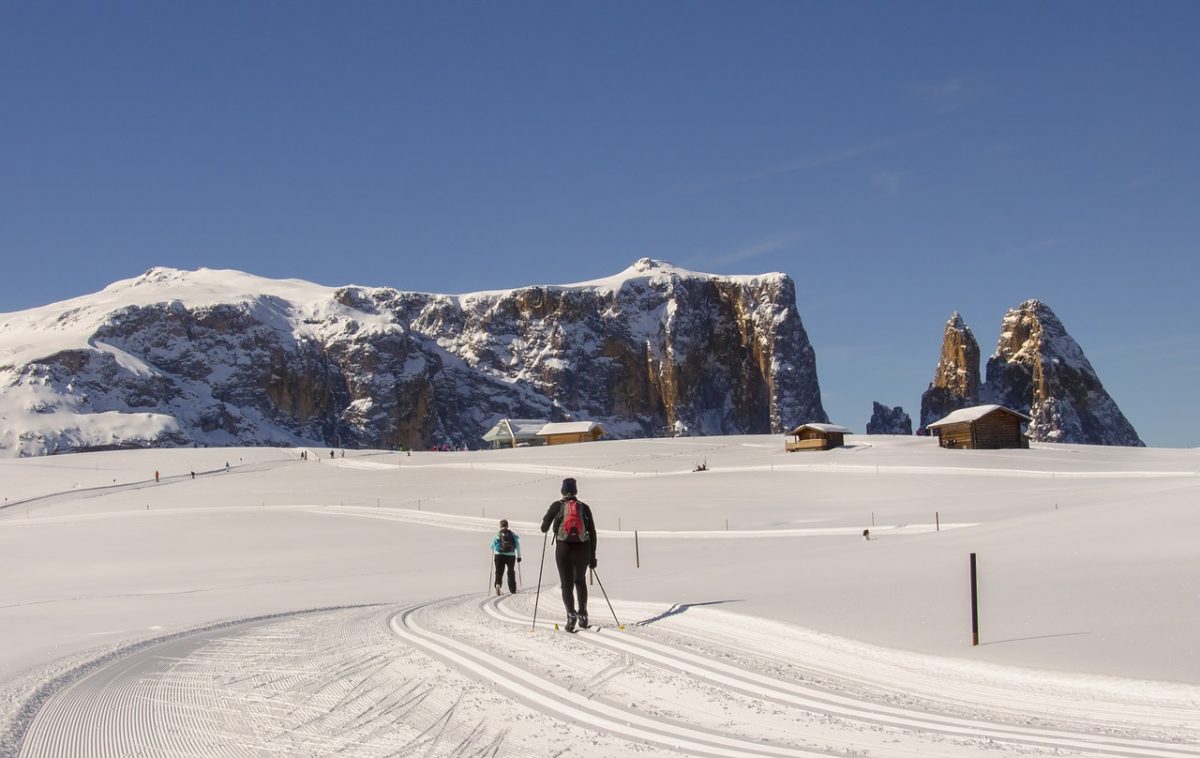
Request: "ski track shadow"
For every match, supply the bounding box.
[981,631,1092,646]
[634,600,742,627]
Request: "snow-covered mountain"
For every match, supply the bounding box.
[983,300,1142,446]
[918,302,1142,446]
[0,259,827,456]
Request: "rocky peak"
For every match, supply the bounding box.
[866,402,912,435]
[918,311,981,431]
[983,300,1142,446]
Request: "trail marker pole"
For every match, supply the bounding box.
[635,531,640,568]
[936,512,940,532]
[970,552,980,646]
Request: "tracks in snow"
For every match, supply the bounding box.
[15,595,1200,757]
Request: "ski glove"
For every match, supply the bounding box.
[589,558,597,569]
[517,557,522,563]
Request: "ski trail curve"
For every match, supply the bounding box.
[484,595,1196,758]
[391,598,827,758]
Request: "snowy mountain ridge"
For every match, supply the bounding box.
[0,260,827,456]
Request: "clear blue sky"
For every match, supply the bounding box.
[2,2,1198,447]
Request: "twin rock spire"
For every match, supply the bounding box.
[918,301,1142,446]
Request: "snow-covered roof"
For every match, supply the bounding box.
[537,421,604,436]
[480,419,550,442]
[790,423,851,435]
[927,404,1032,428]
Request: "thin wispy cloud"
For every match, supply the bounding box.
[687,232,806,270]
[1091,334,1200,360]
[1130,171,1168,190]
[1003,237,1065,260]
[653,133,920,202]
[715,232,806,266]
[872,170,901,195]
[908,76,976,113]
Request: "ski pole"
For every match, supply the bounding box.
[487,554,494,595]
[591,567,623,629]
[531,531,548,632]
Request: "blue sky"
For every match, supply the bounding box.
[2,2,1198,447]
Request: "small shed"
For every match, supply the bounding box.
[926,405,1030,450]
[481,419,549,449]
[786,423,851,452]
[537,421,605,446]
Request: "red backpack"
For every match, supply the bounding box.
[556,498,589,543]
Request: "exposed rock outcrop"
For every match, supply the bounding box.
[918,303,1142,446]
[918,312,981,431]
[982,300,1142,446]
[0,260,828,456]
[866,402,912,435]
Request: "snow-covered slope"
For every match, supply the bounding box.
[0,260,827,456]
[1,436,1197,756]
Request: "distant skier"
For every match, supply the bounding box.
[491,519,522,595]
[540,477,597,632]
[862,529,871,541]
[154,470,159,483]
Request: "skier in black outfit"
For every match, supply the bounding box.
[540,477,597,632]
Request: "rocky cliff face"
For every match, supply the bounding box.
[918,312,981,431]
[865,402,912,435]
[0,259,827,456]
[982,300,1143,446]
[918,303,1142,446]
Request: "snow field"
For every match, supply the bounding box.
[2,435,1199,756]
[16,595,1199,757]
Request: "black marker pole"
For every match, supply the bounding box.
[970,552,980,646]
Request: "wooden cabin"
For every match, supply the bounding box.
[926,405,1030,450]
[786,423,850,452]
[537,421,605,446]
[481,419,549,449]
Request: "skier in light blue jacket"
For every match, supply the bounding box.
[491,519,522,595]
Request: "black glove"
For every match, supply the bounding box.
[589,558,597,569]
[517,557,522,563]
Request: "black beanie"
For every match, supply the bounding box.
[561,477,577,496]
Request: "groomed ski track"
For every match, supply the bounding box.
[15,594,1198,758]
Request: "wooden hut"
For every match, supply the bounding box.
[786,423,850,452]
[537,421,605,446]
[926,405,1030,449]
[481,419,549,449]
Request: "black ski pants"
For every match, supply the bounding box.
[554,541,590,616]
[494,554,517,593]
